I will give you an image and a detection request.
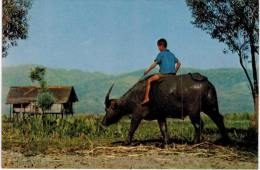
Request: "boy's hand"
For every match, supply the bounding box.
[144,69,149,75]
[176,62,181,74]
[144,62,158,76]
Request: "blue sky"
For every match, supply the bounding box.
[3,0,241,74]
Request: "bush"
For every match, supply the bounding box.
[37,92,54,112]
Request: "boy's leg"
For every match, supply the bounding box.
[141,74,161,105]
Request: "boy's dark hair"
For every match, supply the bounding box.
[157,38,167,48]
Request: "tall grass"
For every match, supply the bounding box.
[2,112,256,156]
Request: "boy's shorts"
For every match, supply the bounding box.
[157,72,176,78]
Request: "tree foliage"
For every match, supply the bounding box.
[29,66,54,113]
[186,0,259,115]
[2,0,32,58]
[37,92,54,112]
[30,66,46,82]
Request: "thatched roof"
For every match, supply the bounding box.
[6,86,79,104]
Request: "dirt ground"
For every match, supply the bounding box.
[2,142,258,169]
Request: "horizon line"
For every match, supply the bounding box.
[2,63,246,75]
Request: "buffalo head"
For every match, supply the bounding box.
[102,84,122,126]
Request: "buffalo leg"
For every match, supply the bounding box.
[204,109,229,140]
[157,119,169,145]
[124,117,141,145]
[189,114,204,144]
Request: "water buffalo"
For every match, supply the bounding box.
[102,73,229,145]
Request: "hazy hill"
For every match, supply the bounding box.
[2,64,253,114]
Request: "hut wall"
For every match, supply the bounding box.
[44,104,63,113]
[13,103,63,114]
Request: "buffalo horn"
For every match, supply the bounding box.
[105,84,114,106]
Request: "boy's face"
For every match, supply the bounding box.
[157,44,166,51]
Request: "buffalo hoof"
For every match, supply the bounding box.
[156,142,172,149]
[123,142,138,146]
[215,137,231,145]
[223,136,231,143]
[193,138,201,144]
[123,140,131,146]
[123,140,137,146]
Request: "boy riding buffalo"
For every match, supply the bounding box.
[141,38,181,105]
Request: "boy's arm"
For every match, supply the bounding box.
[175,61,181,73]
[144,61,157,75]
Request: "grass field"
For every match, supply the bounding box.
[2,113,258,168]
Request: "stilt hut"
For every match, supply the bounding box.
[6,86,78,118]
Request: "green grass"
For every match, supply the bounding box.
[2,112,257,156]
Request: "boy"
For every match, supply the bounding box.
[141,38,181,105]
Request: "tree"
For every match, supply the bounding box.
[3,0,32,58]
[29,66,54,115]
[37,92,54,115]
[30,66,46,83]
[186,0,259,126]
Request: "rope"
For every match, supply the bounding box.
[181,74,184,144]
[199,77,202,137]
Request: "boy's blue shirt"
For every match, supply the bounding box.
[154,49,179,74]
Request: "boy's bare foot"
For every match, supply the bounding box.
[141,98,150,105]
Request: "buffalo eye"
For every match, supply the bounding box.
[111,101,118,110]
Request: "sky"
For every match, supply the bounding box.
[3,0,243,74]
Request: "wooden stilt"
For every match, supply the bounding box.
[9,104,12,118]
[19,104,22,121]
[61,105,64,119]
[30,103,32,116]
[23,104,25,118]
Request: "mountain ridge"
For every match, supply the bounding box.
[2,64,254,114]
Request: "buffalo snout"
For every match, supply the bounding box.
[101,118,108,126]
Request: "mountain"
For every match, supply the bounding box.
[2,64,254,114]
